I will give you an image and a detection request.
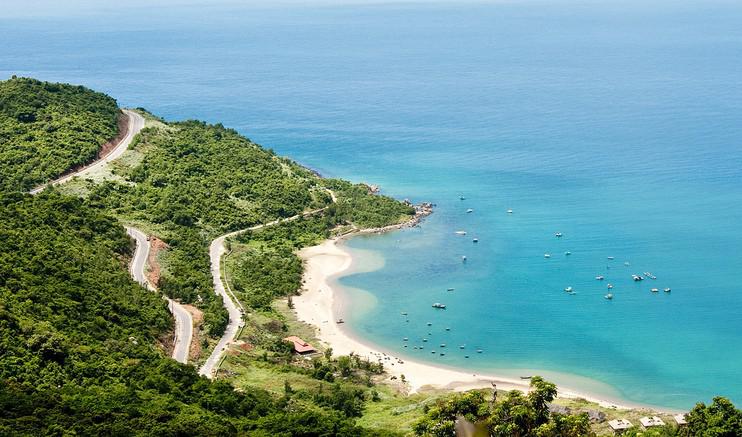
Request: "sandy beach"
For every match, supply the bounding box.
[293,237,649,411]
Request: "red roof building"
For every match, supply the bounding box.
[284,336,317,354]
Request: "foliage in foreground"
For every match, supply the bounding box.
[0,77,119,192]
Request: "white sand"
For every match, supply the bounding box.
[293,238,645,410]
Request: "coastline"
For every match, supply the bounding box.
[292,234,673,413]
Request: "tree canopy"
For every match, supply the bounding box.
[0,77,120,192]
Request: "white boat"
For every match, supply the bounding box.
[461,255,467,262]
[544,253,551,258]
[595,275,605,281]
[467,208,474,213]
[472,238,479,243]
[605,293,613,300]
[564,251,571,256]
[607,284,614,289]
[650,288,659,293]
[607,256,615,260]
[507,209,513,214]
[555,232,563,238]
[664,287,671,293]
[460,196,466,200]
[447,287,455,291]
[564,286,573,292]
[455,230,467,235]
[432,303,447,309]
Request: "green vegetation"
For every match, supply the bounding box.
[0,193,399,436]
[68,115,413,340]
[0,77,120,192]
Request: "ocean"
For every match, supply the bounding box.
[2,0,741,409]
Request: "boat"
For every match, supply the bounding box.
[432,303,447,309]
[664,287,671,293]
[595,275,605,281]
[564,286,573,292]
[632,274,644,281]
[472,238,479,243]
[605,293,613,300]
[440,344,446,348]
[520,376,532,380]
[336,318,345,324]
[401,312,408,316]
[445,327,451,331]
[460,196,466,200]
[651,288,659,293]
[476,349,483,353]
[555,232,563,238]
[439,353,445,356]
[461,256,467,262]
[507,209,513,214]
[564,251,571,256]
[607,256,615,260]
[447,287,455,291]
[422,338,428,342]
[465,355,469,358]
[455,230,467,235]
[467,208,474,213]
[403,337,408,341]
[459,345,465,349]
[544,253,551,258]
[624,261,630,266]
[607,283,614,289]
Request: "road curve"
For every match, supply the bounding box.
[127,226,193,364]
[199,205,331,378]
[30,109,145,194]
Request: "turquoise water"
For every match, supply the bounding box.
[3,0,741,409]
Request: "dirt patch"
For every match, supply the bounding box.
[183,304,204,361]
[96,111,130,159]
[146,236,169,287]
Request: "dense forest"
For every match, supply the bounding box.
[0,193,395,436]
[0,77,120,192]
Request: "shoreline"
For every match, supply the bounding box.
[292,235,680,414]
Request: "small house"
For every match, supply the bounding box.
[284,336,317,354]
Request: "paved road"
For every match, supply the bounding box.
[127,226,193,364]
[198,205,332,378]
[30,109,145,194]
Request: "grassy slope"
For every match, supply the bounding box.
[0,77,119,192]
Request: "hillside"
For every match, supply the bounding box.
[0,77,121,192]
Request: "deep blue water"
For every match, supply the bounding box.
[3,0,741,409]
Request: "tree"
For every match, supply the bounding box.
[684,397,742,437]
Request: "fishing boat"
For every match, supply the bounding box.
[605,293,613,300]
[564,286,573,292]
[664,287,671,293]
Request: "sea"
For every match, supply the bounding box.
[2,0,741,410]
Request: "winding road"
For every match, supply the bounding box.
[199,204,334,378]
[127,227,193,364]
[30,109,145,194]
[29,109,193,364]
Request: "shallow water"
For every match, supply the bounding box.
[3,0,741,409]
